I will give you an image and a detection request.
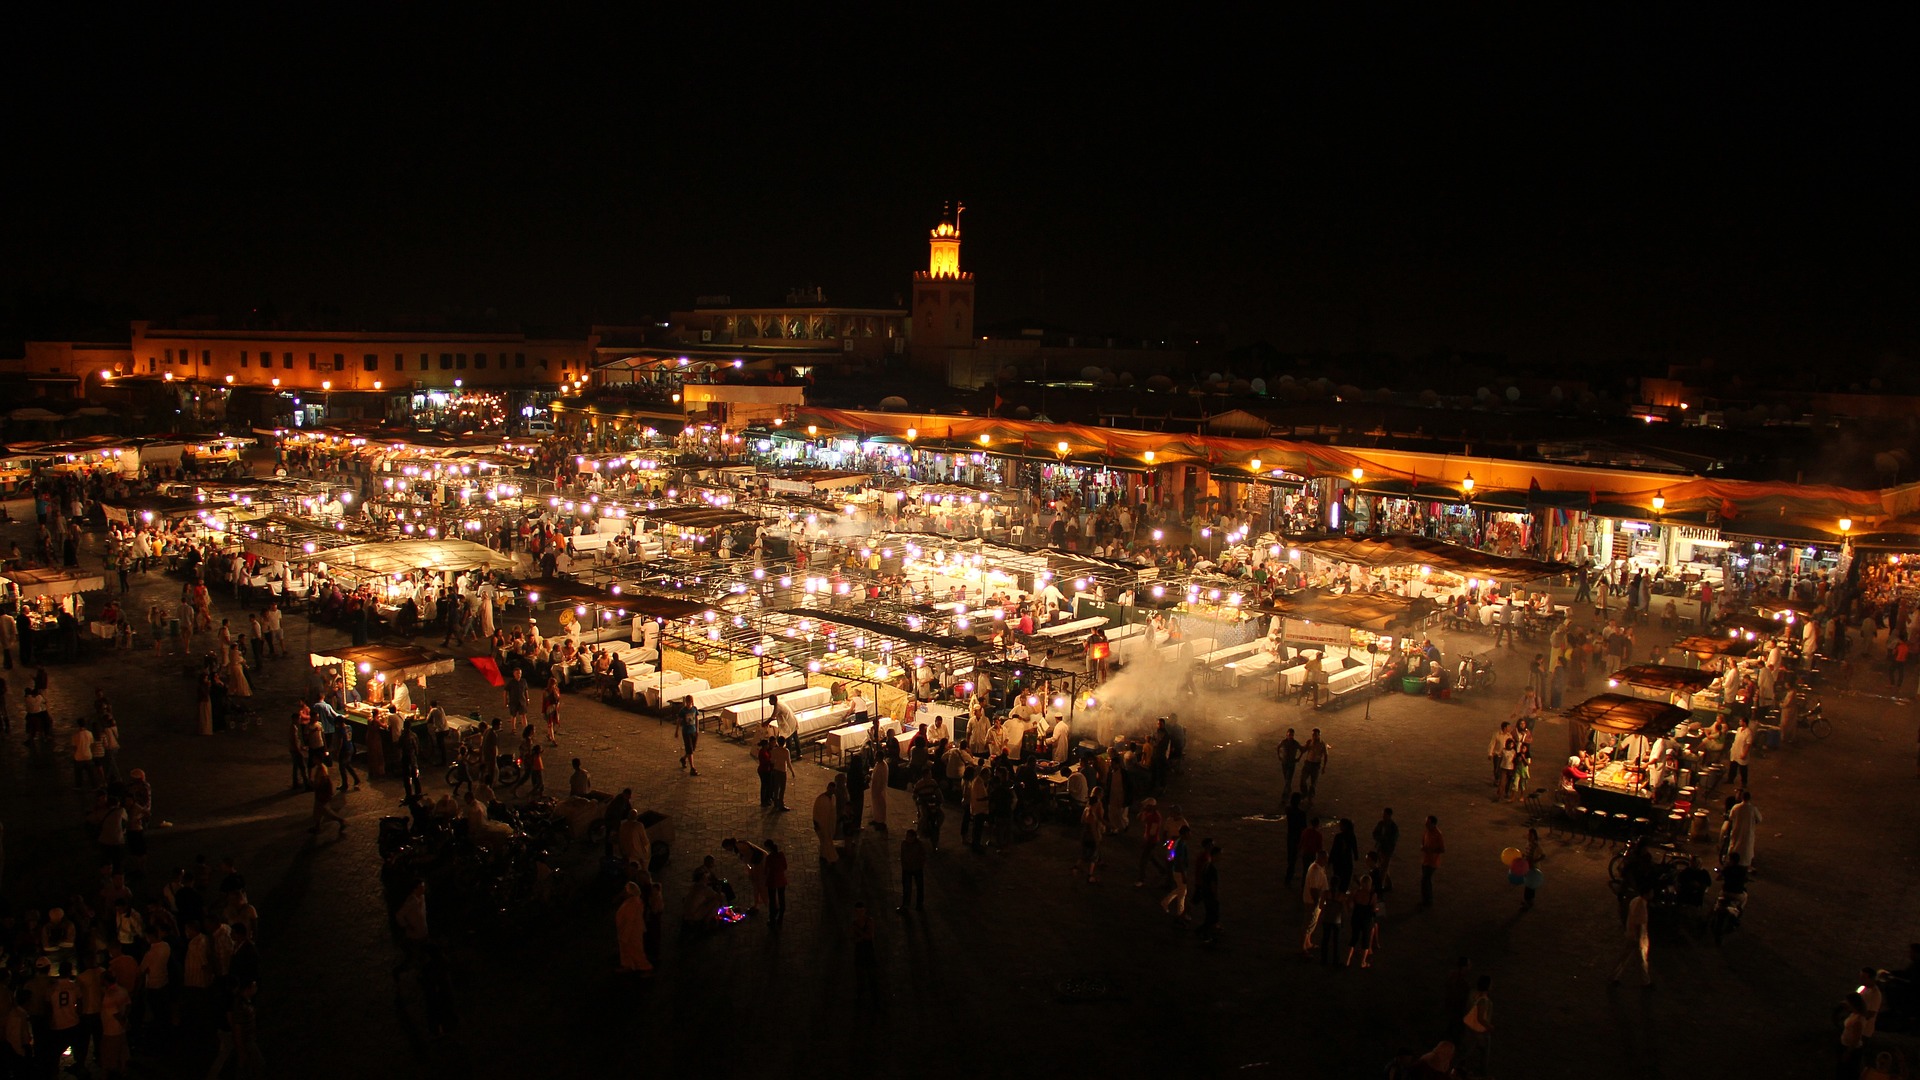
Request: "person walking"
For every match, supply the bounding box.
[1284,794,1308,885]
[307,754,347,838]
[1328,818,1359,892]
[1612,888,1653,986]
[1194,839,1222,943]
[768,736,794,810]
[1461,975,1494,1077]
[1275,728,1302,805]
[1371,807,1400,895]
[897,829,926,914]
[1346,857,1378,968]
[543,675,563,745]
[1159,825,1192,921]
[1300,729,1328,800]
[764,841,789,927]
[1419,815,1444,907]
[1487,721,1512,796]
[1300,851,1331,960]
[1134,797,1165,888]
[1726,789,1762,870]
[867,753,891,833]
[1728,719,1753,788]
[1074,795,1105,883]
[675,696,699,776]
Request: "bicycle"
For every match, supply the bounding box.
[1796,698,1832,741]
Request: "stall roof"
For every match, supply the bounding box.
[1607,665,1722,693]
[99,494,206,519]
[640,505,760,528]
[1259,590,1438,631]
[772,608,990,653]
[309,644,456,680]
[0,567,106,598]
[1290,535,1573,583]
[290,538,517,576]
[1714,613,1788,635]
[767,469,871,491]
[1672,634,1760,657]
[1562,693,1691,736]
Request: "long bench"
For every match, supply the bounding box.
[1199,639,1265,668]
[824,717,902,765]
[792,702,855,740]
[722,686,833,736]
[685,671,808,716]
[640,675,710,711]
[1035,615,1107,640]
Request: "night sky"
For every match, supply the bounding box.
[8,12,1913,370]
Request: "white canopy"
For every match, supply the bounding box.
[0,568,105,599]
[291,538,516,577]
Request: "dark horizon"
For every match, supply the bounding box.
[7,13,1915,373]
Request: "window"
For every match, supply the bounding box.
[149,359,156,373]
[240,351,249,368]
[456,354,467,369]
[363,354,379,372]
[283,352,293,369]
[308,353,317,370]
[440,354,452,370]
[202,350,211,365]
[474,352,487,369]
[515,352,526,368]
[394,353,405,371]
[419,354,429,371]
[333,354,345,371]
[537,356,548,369]
[164,349,174,364]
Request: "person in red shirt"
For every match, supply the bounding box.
[764,840,789,927]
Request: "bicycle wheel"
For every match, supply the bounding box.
[1608,852,1626,883]
[1810,717,1832,740]
[497,761,524,787]
[445,764,465,789]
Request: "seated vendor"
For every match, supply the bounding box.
[1560,755,1591,791]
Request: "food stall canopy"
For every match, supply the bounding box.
[309,644,456,680]
[772,609,990,653]
[1672,634,1761,658]
[640,506,760,529]
[1607,665,1722,694]
[100,494,206,524]
[0,567,106,599]
[1714,613,1786,635]
[1259,590,1437,632]
[1563,693,1691,749]
[289,538,517,577]
[1290,535,1573,583]
[620,594,716,622]
[763,469,871,493]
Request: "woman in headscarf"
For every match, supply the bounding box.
[615,882,651,974]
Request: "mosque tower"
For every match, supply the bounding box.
[911,201,977,383]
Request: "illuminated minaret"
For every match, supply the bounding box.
[912,201,975,378]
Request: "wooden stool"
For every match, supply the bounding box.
[1665,811,1688,839]
[1610,812,1631,838]
[1631,816,1653,838]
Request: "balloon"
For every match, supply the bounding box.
[1524,868,1545,889]
[1499,846,1522,866]
[1509,857,1531,877]
[1506,872,1525,886]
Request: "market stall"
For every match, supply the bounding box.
[309,644,468,771]
[1563,693,1693,816]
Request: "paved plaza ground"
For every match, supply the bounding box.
[2,514,1914,1078]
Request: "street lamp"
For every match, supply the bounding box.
[905,428,916,441]
[1143,451,1155,464]
[1651,491,1666,513]
[1840,517,1853,536]
[1249,458,1261,472]
[1351,467,1364,482]
[979,434,991,446]
[1461,473,1475,495]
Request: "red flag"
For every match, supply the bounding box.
[1588,488,1598,508]
[992,393,1005,414]
[1719,498,1740,521]
[468,656,505,688]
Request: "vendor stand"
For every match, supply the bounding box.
[0,567,106,662]
[309,643,465,774]
[1562,693,1692,819]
